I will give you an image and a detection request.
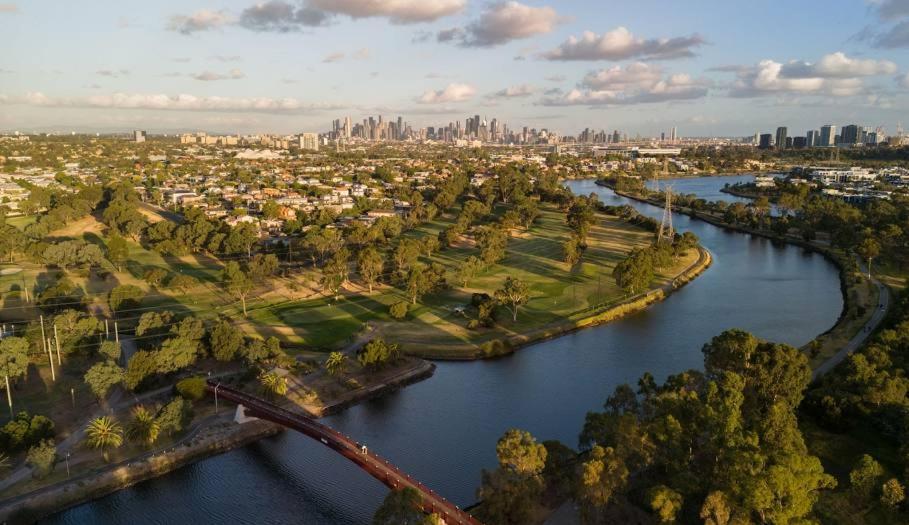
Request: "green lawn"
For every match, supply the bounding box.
[247,205,697,355]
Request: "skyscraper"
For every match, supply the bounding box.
[759,134,773,149]
[669,126,677,143]
[775,127,788,150]
[819,125,836,147]
[806,130,818,147]
[841,124,860,145]
[133,130,146,143]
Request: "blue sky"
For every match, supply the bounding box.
[1,0,908,137]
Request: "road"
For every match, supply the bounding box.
[812,263,891,380]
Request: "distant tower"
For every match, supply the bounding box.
[658,187,674,244]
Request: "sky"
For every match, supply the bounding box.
[1,0,908,137]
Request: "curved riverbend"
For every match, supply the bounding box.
[44,178,843,525]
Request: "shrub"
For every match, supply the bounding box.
[389,302,409,320]
[0,412,55,453]
[175,376,207,400]
[26,440,56,479]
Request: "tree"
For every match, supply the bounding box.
[700,491,732,525]
[258,371,288,399]
[389,301,409,320]
[99,340,121,361]
[156,397,191,436]
[495,277,529,322]
[321,247,350,297]
[324,352,347,377]
[126,405,160,447]
[223,261,253,316]
[0,337,29,416]
[477,429,547,525]
[155,336,198,374]
[647,485,683,523]
[168,273,199,292]
[393,239,422,277]
[612,248,654,294]
[850,454,884,502]
[577,445,629,523]
[26,439,56,479]
[564,237,581,266]
[857,237,880,278]
[143,267,168,287]
[373,487,425,525]
[210,319,244,361]
[422,236,440,258]
[108,284,143,314]
[125,350,157,390]
[475,225,508,266]
[357,338,400,369]
[106,233,130,272]
[358,246,384,293]
[881,478,905,509]
[224,221,259,257]
[84,360,124,401]
[247,253,279,283]
[456,256,483,288]
[84,416,123,462]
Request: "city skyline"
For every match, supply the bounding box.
[1,0,909,135]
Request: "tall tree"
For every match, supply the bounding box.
[84,416,123,462]
[0,337,29,416]
[222,261,253,316]
[495,277,530,322]
[106,233,130,272]
[357,246,384,293]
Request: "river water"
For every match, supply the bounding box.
[45,177,842,525]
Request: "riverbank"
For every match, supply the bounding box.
[597,179,881,370]
[406,246,711,360]
[0,418,282,523]
[0,358,436,522]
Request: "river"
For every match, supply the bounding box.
[45,177,843,525]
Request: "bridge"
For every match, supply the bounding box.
[206,381,483,525]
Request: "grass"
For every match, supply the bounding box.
[247,204,699,356]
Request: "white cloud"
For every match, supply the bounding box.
[0,4,18,13]
[902,72,909,88]
[780,52,897,78]
[2,92,341,114]
[725,54,897,97]
[308,0,465,24]
[580,62,663,90]
[192,69,246,81]
[542,27,706,61]
[541,68,709,106]
[875,20,909,48]
[167,10,234,34]
[210,55,242,63]
[488,84,535,98]
[352,48,371,59]
[441,1,565,47]
[417,83,476,103]
[545,75,566,82]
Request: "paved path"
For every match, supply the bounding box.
[812,262,891,380]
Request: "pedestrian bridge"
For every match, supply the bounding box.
[206,381,483,525]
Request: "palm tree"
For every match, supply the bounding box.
[126,405,160,447]
[324,352,347,377]
[84,416,124,462]
[258,371,288,399]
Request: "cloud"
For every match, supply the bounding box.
[96,69,130,78]
[779,52,897,78]
[542,27,706,61]
[902,72,909,89]
[0,4,18,13]
[541,66,709,106]
[488,84,535,98]
[874,20,909,47]
[191,69,246,81]
[352,47,371,59]
[727,60,862,97]
[723,54,898,97]
[172,57,192,63]
[210,55,242,62]
[308,0,465,24]
[167,10,234,34]
[239,1,330,32]
[2,92,343,114]
[322,48,370,63]
[322,52,345,63]
[869,0,909,20]
[417,83,476,103]
[545,75,566,82]
[440,1,565,47]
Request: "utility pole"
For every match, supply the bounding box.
[46,341,55,382]
[114,321,119,344]
[105,319,109,337]
[53,324,62,365]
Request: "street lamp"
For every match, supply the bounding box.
[65,452,71,478]
[214,382,221,415]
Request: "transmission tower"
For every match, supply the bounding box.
[658,186,674,244]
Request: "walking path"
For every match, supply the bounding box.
[812,262,891,380]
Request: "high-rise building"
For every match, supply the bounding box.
[793,136,807,148]
[840,124,860,145]
[759,134,773,149]
[344,117,351,139]
[299,132,319,151]
[133,130,146,143]
[775,127,788,150]
[819,125,836,147]
[806,130,818,147]
[669,126,677,143]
